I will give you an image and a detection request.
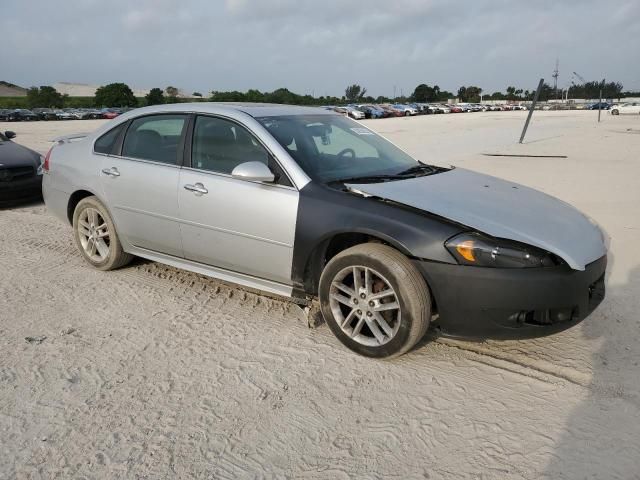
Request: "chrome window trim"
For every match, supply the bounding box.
[87,105,313,189]
[95,152,183,170]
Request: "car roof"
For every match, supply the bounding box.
[120,102,335,118]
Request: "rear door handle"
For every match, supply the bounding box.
[183,183,208,195]
[101,167,120,177]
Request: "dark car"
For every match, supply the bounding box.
[32,108,59,121]
[587,102,612,110]
[6,109,40,121]
[0,131,43,204]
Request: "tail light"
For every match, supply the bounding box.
[43,146,53,172]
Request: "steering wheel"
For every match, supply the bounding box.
[337,148,356,158]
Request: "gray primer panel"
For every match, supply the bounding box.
[348,168,606,271]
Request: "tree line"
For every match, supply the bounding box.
[2,80,632,110]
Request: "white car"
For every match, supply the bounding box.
[345,107,365,120]
[611,103,640,115]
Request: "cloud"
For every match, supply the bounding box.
[2,0,639,96]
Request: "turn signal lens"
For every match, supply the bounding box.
[455,240,476,262]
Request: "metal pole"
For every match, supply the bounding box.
[519,78,544,144]
[598,87,602,123]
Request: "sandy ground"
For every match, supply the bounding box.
[1,110,639,479]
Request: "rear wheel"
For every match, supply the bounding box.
[612,109,619,115]
[72,196,132,271]
[319,243,431,358]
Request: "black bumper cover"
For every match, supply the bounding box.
[0,175,43,205]
[415,255,607,340]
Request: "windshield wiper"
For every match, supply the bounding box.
[330,173,410,184]
[330,164,446,185]
[396,163,442,176]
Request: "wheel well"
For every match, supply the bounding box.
[302,232,393,296]
[67,190,94,224]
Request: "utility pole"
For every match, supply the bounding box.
[393,85,397,101]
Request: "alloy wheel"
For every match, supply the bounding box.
[77,207,111,262]
[329,265,401,347]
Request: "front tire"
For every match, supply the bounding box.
[319,243,431,358]
[72,196,132,271]
[612,109,619,115]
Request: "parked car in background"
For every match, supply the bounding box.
[586,102,611,110]
[610,103,640,115]
[0,109,12,121]
[43,103,608,358]
[392,104,419,116]
[511,105,528,111]
[52,109,74,120]
[379,105,403,117]
[5,109,39,121]
[346,106,366,119]
[0,130,43,204]
[334,106,365,120]
[357,105,385,119]
[408,103,429,115]
[32,108,59,120]
[429,104,451,114]
[101,108,123,119]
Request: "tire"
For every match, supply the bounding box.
[405,111,411,116]
[72,196,133,271]
[319,243,431,358]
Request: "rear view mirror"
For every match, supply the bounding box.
[4,131,16,139]
[231,161,275,183]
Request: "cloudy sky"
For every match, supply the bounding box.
[2,0,639,97]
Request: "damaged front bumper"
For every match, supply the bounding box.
[415,255,607,340]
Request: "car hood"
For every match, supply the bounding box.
[347,168,607,270]
[0,140,41,168]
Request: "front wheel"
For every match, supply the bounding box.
[73,196,133,271]
[319,243,431,358]
[612,109,619,115]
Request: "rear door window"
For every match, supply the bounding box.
[122,115,187,164]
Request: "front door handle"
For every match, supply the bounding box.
[183,183,208,195]
[101,167,120,177]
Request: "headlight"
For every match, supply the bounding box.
[445,232,561,268]
[37,155,44,175]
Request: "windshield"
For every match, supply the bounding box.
[257,114,428,183]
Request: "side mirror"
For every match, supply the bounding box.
[4,131,16,140]
[231,161,275,183]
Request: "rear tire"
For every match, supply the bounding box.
[319,243,431,358]
[612,109,619,115]
[72,196,133,271]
